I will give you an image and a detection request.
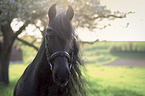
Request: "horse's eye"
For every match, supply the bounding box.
[47,28,52,32]
[46,26,55,39]
[47,26,53,32]
[46,31,55,39]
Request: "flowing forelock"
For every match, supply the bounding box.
[50,13,74,48]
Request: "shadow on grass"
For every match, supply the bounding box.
[0,81,16,96]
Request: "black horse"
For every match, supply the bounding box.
[14,4,86,96]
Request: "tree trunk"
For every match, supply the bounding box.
[0,39,12,85]
[0,45,11,85]
[0,42,11,84]
[0,42,2,82]
[0,23,13,85]
[0,20,30,85]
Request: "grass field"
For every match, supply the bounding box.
[0,41,145,96]
[86,65,145,96]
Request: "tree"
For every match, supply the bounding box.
[0,0,48,84]
[0,0,130,85]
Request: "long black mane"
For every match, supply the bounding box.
[14,7,86,96]
[48,13,86,96]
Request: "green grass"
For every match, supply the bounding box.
[86,64,145,96]
[82,41,145,96]
[0,41,145,96]
[81,41,116,66]
[0,64,27,96]
[1,64,145,96]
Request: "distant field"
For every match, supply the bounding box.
[0,41,145,96]
[82,41,145,66]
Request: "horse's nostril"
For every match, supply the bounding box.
[55,72,70,84]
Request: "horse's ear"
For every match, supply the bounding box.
[48,4,56,20]
[66,5,74,20]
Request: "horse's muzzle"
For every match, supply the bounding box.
[53,71,70,87]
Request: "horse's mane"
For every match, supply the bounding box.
[32,13,86,96]
[68,38,86,96]
[51,13,86,96]
[50,13,86,96]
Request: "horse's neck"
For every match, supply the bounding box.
[31,39,53,85]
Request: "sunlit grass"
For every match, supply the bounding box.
[9,64,27,82]
[1,64,144,96]
[86,64,145,96]
[0,64,27,96]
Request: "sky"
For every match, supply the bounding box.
[78,0,145,41]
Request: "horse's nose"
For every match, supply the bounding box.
[55,71,70,85]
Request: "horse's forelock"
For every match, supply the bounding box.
[50,13,74,47]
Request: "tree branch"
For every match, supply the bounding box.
[12,11,46,41]
[33,23,44,37]
[17,37,39,51]
[93,12,134,20]
[12,21,30,41]
[33,20,46,37]
[93,14,126,20]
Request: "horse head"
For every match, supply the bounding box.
[45,4,74,87]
